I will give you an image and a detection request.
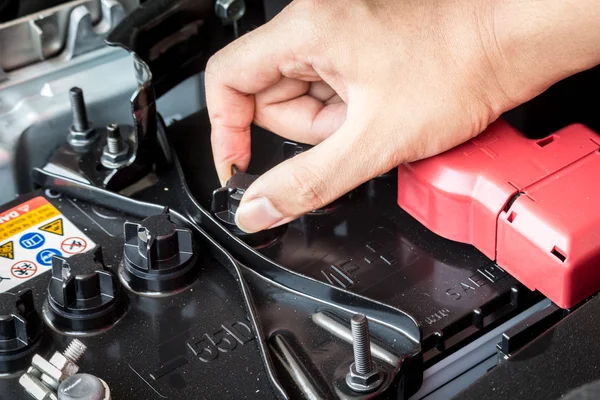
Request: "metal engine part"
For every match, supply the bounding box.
[19,340,88,400]
[0,0,139,73]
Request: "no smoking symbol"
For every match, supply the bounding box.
[11,261,38,279]
[61,237,88,254]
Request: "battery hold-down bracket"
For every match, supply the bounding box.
[397,120,600,308]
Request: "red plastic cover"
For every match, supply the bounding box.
[397,120,600,308]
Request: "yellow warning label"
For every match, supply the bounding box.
[0,203,60,242]
[39,218,63,236]
[0,241,13,260]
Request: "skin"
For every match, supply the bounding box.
[205,0,600,233]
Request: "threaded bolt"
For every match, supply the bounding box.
[351,314,374,374]
[63,339,87,362]
[106,124,122,154]
[69,87,89,132]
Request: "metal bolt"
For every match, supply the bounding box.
[63,339,87,363]
[101,124,130,168]
[105,124,122,154]
[69,87,89,132]
[67,87,97,149]
[351,314,373,374]
[345,314,383,393]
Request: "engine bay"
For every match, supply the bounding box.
[1,1,600,399]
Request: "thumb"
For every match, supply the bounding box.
[234,122,398,233]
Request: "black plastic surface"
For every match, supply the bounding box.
[497,302,566,360]
[455,295,600,400]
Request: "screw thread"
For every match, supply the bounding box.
[63,339,87,362]
[106,124,122,154]
[351,314,374,374]
[69,87,89,132]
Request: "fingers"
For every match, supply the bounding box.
[307,81,338,102]
[205,19,305,184]
[254,78,347,144]
[234,119,400,233]
[256,97,347,144]
[210,122,252,185]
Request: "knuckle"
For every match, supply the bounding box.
[205,55,220,78]
[286,0,331,49]
[286,163,329,211]
[205,48,230,80]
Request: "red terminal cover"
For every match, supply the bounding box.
[397,120,600,308]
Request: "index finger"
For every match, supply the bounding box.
[205,17,300,185]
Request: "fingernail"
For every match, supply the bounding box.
[235,197,284,233]
[216,168,230,187]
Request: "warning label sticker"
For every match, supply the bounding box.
[0,197,95,292]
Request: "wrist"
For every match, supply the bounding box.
[479,0,600,108]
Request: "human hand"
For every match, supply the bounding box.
[206,0,600,233]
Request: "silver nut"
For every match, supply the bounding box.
[345,362,383,392]
[68,126,98,148]
[49,352,79,380]
[100,143,130,168]
[215,0,246,21]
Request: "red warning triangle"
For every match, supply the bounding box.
[0,241,13,260]
[39,218,63,236]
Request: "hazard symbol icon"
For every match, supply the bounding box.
[0,241,13,260]
[39,218,64,236]
[60,237,88,254]
[11,261,38,279]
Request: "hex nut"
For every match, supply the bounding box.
[49,352,79,380]
[68,126,98,149]
[100,143,130,169]
[345,362,384,392]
